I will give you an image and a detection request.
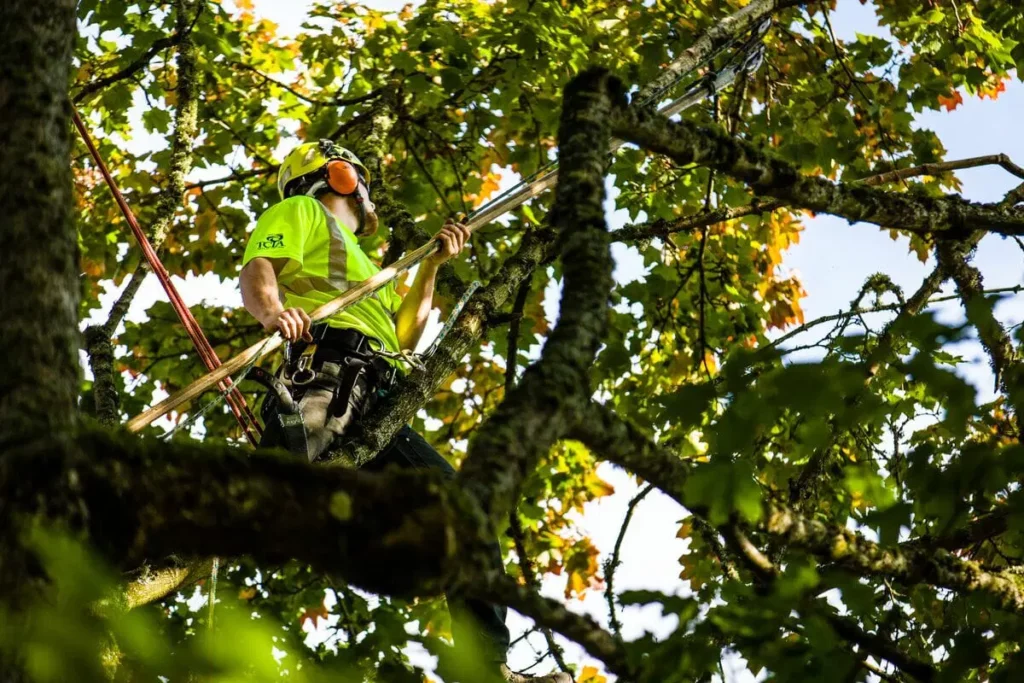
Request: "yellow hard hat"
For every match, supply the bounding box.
[276,140,371,200]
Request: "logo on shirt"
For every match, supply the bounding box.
[257,233,285,250]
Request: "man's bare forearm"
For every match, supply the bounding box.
[395,260,438,351]
[240,258,312,341]
[240,258,284,328]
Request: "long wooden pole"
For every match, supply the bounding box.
[126,60,752,434]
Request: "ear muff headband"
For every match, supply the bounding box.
[326,159,361,196]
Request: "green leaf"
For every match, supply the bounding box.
[683,460,763,526]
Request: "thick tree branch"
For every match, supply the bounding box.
[725,526,936,682]
[0,0,79,444]
[938,241,1022,408]
[9,430,465,598]
[612,155,1024,244]
[109,558,212,612]
[84,326,121,427]
[764,505,1024,613]
[458,68,620,526]
[610,108,1024,237]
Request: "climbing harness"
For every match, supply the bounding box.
[250,278,479,460]
[122,18,773,435]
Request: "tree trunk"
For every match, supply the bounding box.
[0,0,79,679]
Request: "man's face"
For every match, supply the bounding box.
[353,180,379,237]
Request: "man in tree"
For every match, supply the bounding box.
[239,140,573,683]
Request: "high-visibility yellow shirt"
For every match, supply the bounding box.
[242,195,403,355]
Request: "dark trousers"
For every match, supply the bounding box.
[259,334,510,661]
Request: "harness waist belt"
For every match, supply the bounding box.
[294,325,397,385]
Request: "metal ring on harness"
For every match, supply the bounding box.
[291,346,317,386]
[292,367,315,386]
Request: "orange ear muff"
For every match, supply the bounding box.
[326,159,360,196]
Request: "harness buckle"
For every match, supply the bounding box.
[291,343,318,386]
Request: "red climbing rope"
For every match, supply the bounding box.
[73,108,262,446]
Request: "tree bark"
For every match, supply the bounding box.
[0,1,79,679]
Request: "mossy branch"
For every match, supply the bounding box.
[458,68,621,526]
[610,108,1024,237]
[85,0,204,426]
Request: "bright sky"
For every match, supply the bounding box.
[88,1,1024,681]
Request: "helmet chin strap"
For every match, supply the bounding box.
[352,190,368,236]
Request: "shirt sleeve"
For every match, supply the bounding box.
[242,196,317,269]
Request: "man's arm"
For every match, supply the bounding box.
[394,221,471,351]
[240,257,313,342]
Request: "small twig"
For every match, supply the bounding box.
[604,484,654,639]
[507,511,571,673]
[230,61,384,108]
[860,154,1024,187]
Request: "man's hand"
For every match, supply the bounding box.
[262,307,313,342]
[425,219,472,267]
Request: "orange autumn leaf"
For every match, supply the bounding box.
[563,538,604,599]
[299,600,330,629]
[937,90,963,112]
[578,666,608,683]
[465,170,503,208]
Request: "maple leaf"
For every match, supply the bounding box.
[979,79,1007,100]
[299,600,331,629]
[937,90,963,112]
